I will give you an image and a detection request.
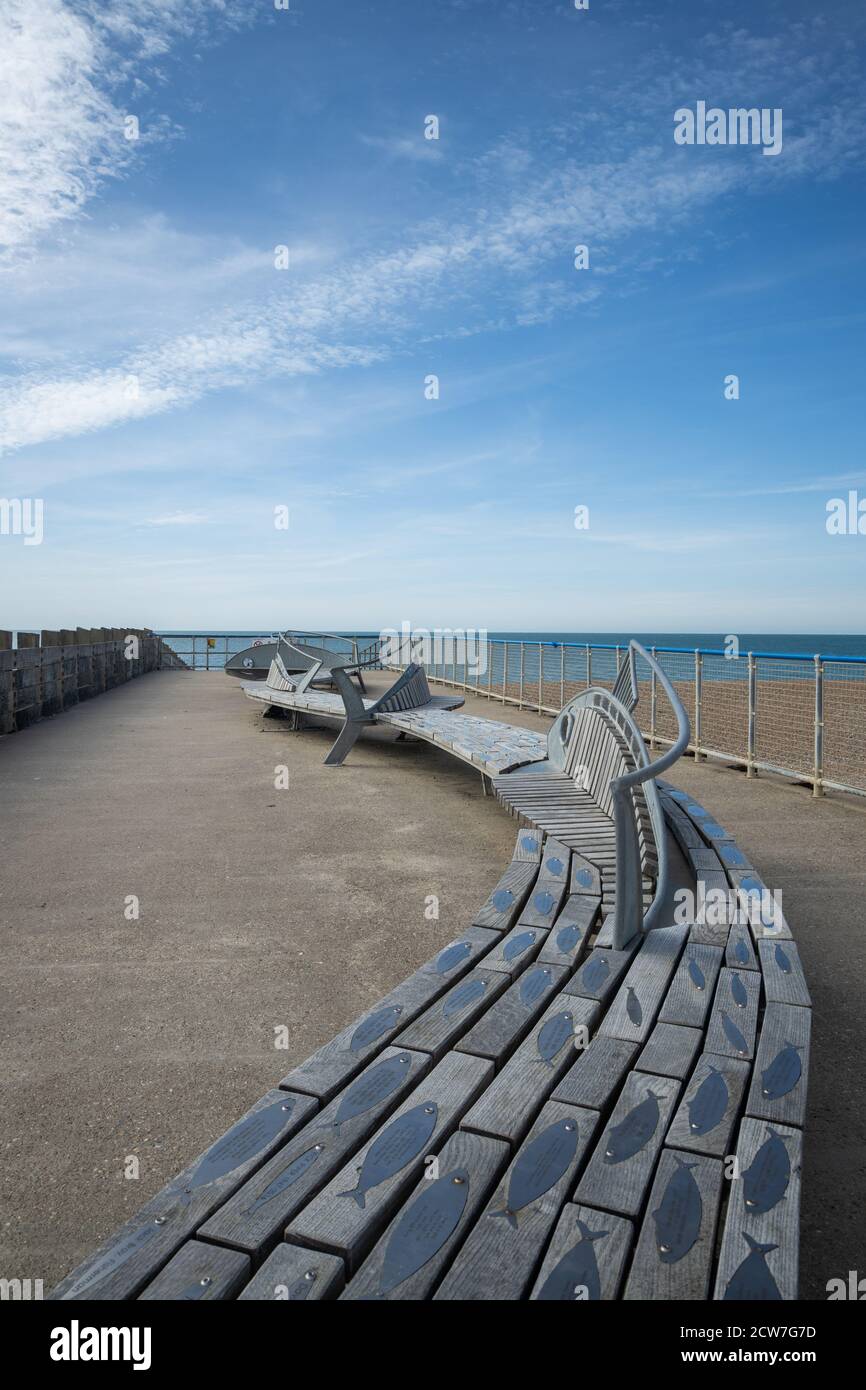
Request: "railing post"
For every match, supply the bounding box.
[746,652,757,778]
[813,655,824,797]
[537,642,543,713]
[694,649,702,761]
[560,644,565,710]
[502,641,508,702]
[649,646,657,750]
[487,641,492,699]
[519,643,525,709]
[586,643,591,688]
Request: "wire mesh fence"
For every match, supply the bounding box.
[157,632,866,798]
[412,638,866,799]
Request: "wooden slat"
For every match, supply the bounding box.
[713,1118,802,1301]
[623,1150,724,1300]
[666,1053,751,1156]
[551,1035,639,1112]
[745,1002,811,1129]
[512,829,543,863]
[537,894,598,969]
[658,943,725,1029]
[198,1047,431,1259]
[435,1101,599,1301]
[574,1071,681,1218]
[460,994,600,1147]
[703,968,762,1061]
[472,861,538,931]
[284,1051,493,1274]
[237,1242,345,1301]
[517,837,570,928]
[565,946,637,1006]
[278,926,498,1101]
[394,968,511,1060]
[636,1022,703,1080]
[340,1130,509,1301]
[757,939,811,1007]
[529,1203,633,1300]
[48,1089,317,1300]
[455,964,568,1066]
[599,924,690,1044]
[137,1239,250,1301]
[476,922,547,976]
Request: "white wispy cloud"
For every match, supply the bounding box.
[0,0,250,266]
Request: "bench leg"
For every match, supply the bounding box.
[324,718,364,766]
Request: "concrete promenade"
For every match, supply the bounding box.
[1,669,863,1297]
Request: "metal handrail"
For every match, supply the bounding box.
[608,641,690,946]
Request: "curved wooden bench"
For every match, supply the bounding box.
[51,652,808,1302]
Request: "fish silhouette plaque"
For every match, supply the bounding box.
[329,1052,413,1133]
[339,1102,439,1209]
[723,1233,782,1300]
[556,922,582,954]
[491,1118,579,1229]
[537,1011,574,1066]
[349,1005,403,1053]
[742,1128,790,1215]
[536,1218,608,1300]
[246,1145,324,1215]
[187,1097,296,1190]
[653,1156,702,1264]
[435,941,472,974]
[519,966,553,1009]
[378,1169,470,1294]
[504,930,537,962]
[761,1043,802,1099]
[604,1089,660,1164]
[687,1065,729,1136]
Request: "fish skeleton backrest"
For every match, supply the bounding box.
[374,663,432,713]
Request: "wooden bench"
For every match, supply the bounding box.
[51,645,807,1301]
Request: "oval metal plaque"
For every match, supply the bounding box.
[338,1102,439,1209]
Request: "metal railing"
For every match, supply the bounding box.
[159,631,866,799]
[158,632,384,673]
[401,638,866,800]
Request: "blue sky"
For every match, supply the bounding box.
[1,0,865,632]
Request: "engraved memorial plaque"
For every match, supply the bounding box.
[491,1117,579,1229]
[348,1005,403,1053]
[338,1103,439,1209]
[603,1088,660,1165]
[742,1128,790,1214]
[652,1156,702,1264]
[378,1168,470,1295]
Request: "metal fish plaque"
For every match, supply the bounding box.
[286,1269,319,1300]
[491,1117,579,1229]
[580,955,609,993]
[179,1277,214,1301]
[761,1042,802,1099]
[491,888,515,913]
[59,1218,171,1299]
[329,1052,413,1134]
[187,1097,296,1190]
[774,944,792,974]
[743,1128,790,1214]
[519,966,553,1009]
[556,922,582,954]
[730,973,748,1009]
[604,1088,661,1164]
[723,1234,782,1301]
[520,834,539,854]
[653,1156,702,1264]
[535,1218,609,1300]
[246,1144,324,1215]
[626,986,643,1026]
[547,857,565,878]
[733,935,750,965]
[721,1010,749,1056]
[687,1064,729,1136]
[378,1168,469,1294]
[504,929,537,962]
[688,958,706,991]
[338,1102,439,1209]
[349,1004,403,1053]
[537,1011,574,1066]
[574,868,593,889]
[442,977,487,1017]
[533,889,556,917]
[435,940,472,974]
